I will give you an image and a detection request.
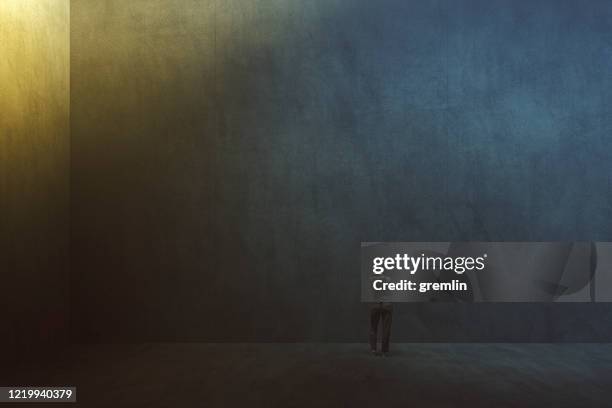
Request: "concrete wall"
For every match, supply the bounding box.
[71,0,612,341]
[0,0,71,359]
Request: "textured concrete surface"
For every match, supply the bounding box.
[0,0,70,360]
[6,343,612,407]
[70,0,612,342]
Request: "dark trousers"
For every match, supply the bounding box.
[369,303,392,352]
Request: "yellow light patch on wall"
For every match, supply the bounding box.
[0,0,69,130]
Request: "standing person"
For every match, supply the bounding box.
[370,302,393,356]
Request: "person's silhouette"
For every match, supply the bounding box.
[369,302,393,356]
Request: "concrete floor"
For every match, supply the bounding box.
[5,343,612,407]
